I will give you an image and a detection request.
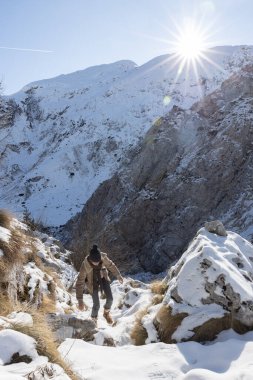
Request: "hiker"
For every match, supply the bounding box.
[76,244,124,325]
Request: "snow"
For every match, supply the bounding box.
[59,330,253,380]
[0,313,33,328]
[0,226,11,243]
[0,329,38,365]
[0,331,70,379]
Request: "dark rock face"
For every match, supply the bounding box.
[64,65,253,274]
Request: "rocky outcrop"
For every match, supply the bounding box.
[64,65,253,273]
[154,226,253,343]
[0,98,21,129]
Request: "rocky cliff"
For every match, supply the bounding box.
[64,65,253,274]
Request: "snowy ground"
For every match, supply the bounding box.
[2,221,253,379]
[60,330,253,380]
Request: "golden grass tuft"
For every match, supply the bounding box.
[154,305,188,343]
[39,295,57,314]
[0,209,13,229]
[151,294,164,305]
[0,227,25,265]
[150,280,168,295]
[0,293,15,316]
[130,307,149,346]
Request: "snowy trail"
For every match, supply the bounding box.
[59,332,253,380]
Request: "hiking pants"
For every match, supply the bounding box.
[91,278,113,318]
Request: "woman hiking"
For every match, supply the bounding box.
[76,244,123,325]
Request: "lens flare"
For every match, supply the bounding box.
[173,21,208,62]
[163,96,171,106]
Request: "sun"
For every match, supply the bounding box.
[175,24,206,62]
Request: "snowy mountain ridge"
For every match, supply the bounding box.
[1,45,253,225]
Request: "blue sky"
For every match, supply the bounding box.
[0,0,252,94]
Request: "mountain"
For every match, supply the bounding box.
[1,46,253,226]
[63,64,253,273]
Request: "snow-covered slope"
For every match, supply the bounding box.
[1,46,253,225]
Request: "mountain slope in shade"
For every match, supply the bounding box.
[1,46,253,225]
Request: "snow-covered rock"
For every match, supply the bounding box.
[0,312,33,328]
[0,329,38,365]
[154,226,253,343]
[0,330,71,379]
[1,46,253,226]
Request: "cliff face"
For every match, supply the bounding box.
[64,65,253,273]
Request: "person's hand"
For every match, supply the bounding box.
[118,275,124,284]
[78,301,88,311]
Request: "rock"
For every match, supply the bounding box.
[204,220,227,236]
[153,227,253,343]
[8,352,32,364]
[47,314,96,342]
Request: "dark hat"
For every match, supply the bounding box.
[89,244,101,262]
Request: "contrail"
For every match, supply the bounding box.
[0,46,53,53]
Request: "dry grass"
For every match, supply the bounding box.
[39,295,57,314]
[151,294,164,305]
[0,295,79,380]
[130,307,149,345]
[0,293,15,316]
[0,226,26,296]
[191,315,231,342]
[64,306,75,315]
[0,227,25,265]
[154,305,188,343]
[150,280,168,295]
[0,209,13,229]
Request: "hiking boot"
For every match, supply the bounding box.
[91,317,98,327]
[103,309,113,325]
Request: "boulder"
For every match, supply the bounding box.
[204,220,227,236]
[154,227,253,343]
[47,314,96,342]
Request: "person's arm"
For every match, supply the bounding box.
[76,261,88,310]
[103,253,124,283]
